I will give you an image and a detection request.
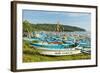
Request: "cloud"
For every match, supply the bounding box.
[67,12,91,17]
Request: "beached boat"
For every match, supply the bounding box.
[31,42,81,56]
[38,49,81,56]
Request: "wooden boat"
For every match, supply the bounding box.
[31,43,81,56]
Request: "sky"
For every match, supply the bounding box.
[22,10,91,31]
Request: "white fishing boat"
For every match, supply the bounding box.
[39,49,81,56]
[31,42,81,56]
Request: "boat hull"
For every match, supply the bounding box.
[33,46,81,56]
[39,49,81,56]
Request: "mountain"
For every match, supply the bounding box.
[23,20,86,32]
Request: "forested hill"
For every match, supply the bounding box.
[23,20,86,32]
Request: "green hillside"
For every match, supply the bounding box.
[23,20,86,32]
